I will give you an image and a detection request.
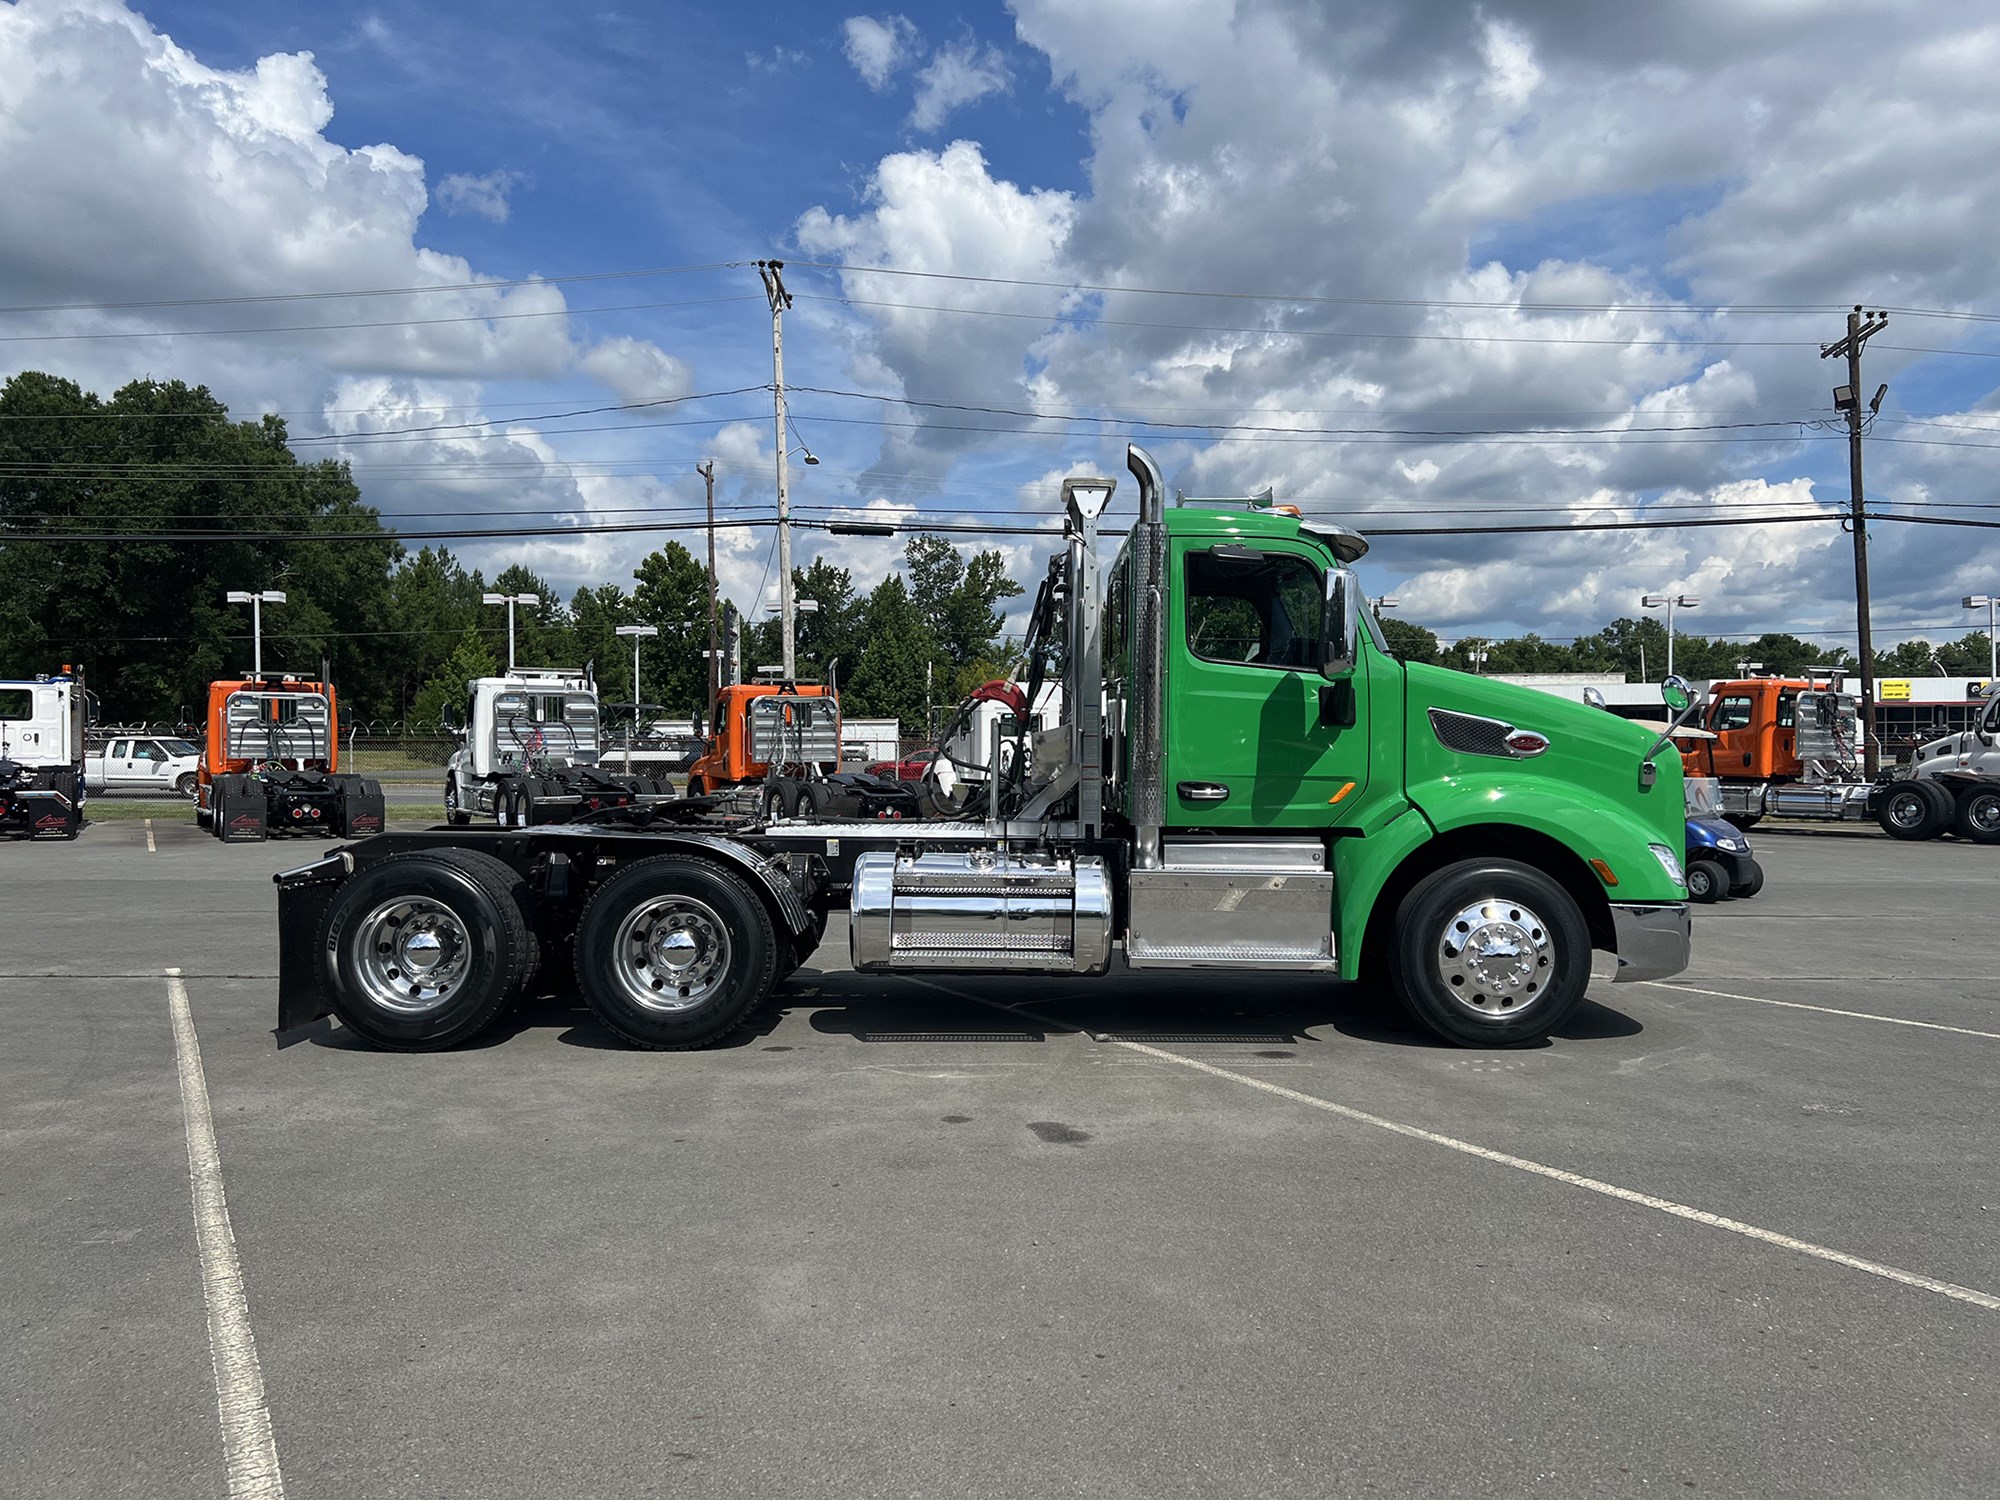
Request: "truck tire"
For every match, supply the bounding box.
[427,847,544,991]
[1722,813,1762,832]
[444,778,472,827]
[1877,780,1948,840]
[804,780,836,817]
[315,851,532,1050]
[1390,859,1591,1048]
[573,854,777,1049]
[1732,858,1765,898]
[1684,858,1728,903]
[1951,785,2000,844]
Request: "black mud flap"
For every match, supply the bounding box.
[273,857,344,1044]
[219,777,270,842]
[337,777,386,838]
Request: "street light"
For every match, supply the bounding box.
[1467,647,1490,675]
[482,591,540,672]
[1965,594,1997,678]
[614,624,659,772]
[1641,592,1700,681]
[1371,595,1400,615]
[224,589,286,676]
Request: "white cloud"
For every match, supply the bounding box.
[908,38,1011,131]
[436,169,525,222]
[578,337,694,405]
[842,14,917,91]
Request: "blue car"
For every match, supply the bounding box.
[1685,777,1764,902]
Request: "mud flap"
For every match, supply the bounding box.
[218,776,270,842]
[274,863,341,1042]
[336,777,386,837]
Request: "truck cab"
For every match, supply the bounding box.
[445,669,672,827]
[0,670,88,840]
[197,675,384,841]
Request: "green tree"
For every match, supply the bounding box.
[1375,617,1438,665]
[382,546,487,721]
[843,575,941,725]
[904,533,1024,665]
[630,541,718,716]
[410,628,500,727]
[0,372,398,721]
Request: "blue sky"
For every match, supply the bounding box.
[4,0,1999,653]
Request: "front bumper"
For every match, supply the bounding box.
[1610,902,1692,983]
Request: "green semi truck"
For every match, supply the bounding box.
[273,444,1692,1052]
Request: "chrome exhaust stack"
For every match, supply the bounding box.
[1126,444,1167,869]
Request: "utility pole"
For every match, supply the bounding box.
[1822,305,1890,775]
[698,458,720,724]
[757,260,797,681]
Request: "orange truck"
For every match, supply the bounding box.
[1678,675,1959,838]
[685,682,916,820]
[195,673,384,842]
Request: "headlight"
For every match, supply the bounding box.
[1721,838,1748,852]
[1648,842,1686,889]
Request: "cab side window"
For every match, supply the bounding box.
[1710,695,1755,732]
[1185,548,1323,669]
[1776,693,1797,729]
[136,741,167,763]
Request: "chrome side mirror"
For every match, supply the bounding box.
[1320,567,1358,679]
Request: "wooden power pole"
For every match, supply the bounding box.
[1820,305,1890,775]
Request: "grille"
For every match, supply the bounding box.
[1428,708,1518,758]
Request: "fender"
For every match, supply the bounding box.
[1408,772,1685,903]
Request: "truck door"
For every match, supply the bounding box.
[1167,539,1368,825]
[107,737,135,787]
[1705,692,1758,774]
[133,739,170,786]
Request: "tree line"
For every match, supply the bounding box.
[0,372,1021,727]
[1,371,1985,730]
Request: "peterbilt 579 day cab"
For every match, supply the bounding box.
[444,668,675,827]
[197,674,385,842]
[0,669,87,840]
[273,445,1693,1053]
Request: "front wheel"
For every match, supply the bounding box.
[1952,785,2000,844]
[574,855,777,1049]
[445,779,472,827]
[1732,858,1765,897]
[1684,858,1728,903]
[1390,859,1591,1048]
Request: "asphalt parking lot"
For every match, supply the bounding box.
[4,818,1996,1498]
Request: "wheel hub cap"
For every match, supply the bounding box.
[614,896,732,1013]
[354,898,470,1015]
[1437,900,1552,1016]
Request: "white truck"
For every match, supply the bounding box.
[1908,685,2000,842]
[443,668,675,827]
[0,670,87,840]
[85,734,202,796]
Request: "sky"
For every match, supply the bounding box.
[3,0,1998,656]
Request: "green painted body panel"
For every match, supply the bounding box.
[1152,506,1687,962]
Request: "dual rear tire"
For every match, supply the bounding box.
[317,850,779,1052]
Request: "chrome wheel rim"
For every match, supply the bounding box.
[1888,791,1927,829]
[612,895,733,1013]
[353,897,471,1014]
[1436,898,1553,1018]
[1970,795,2000,835]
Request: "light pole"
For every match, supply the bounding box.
[1641,592,1700,681]
[766,598,819,680]
[1371,595,1400,616]
[224,589,286,677]
[1467,646,1490,675]
[482,591,539,672]
[614,624,658,772]
[1965,594,1997,678]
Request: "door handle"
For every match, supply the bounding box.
[1177,781,1230,802]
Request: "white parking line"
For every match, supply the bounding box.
[166,968,287,1498]
[1645,980,2000,1041]
[145,819,156,853]
[907,977,2000,1314]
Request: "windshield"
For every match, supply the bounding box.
[1685,776,1723,819]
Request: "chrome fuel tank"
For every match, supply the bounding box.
[849,849,1113,973]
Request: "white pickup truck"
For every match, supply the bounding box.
[85,734,203,795]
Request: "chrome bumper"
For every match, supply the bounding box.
[1609,902,1692,983]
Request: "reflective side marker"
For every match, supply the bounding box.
[1328,781,1356,805]
[1589,858,1619,886]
